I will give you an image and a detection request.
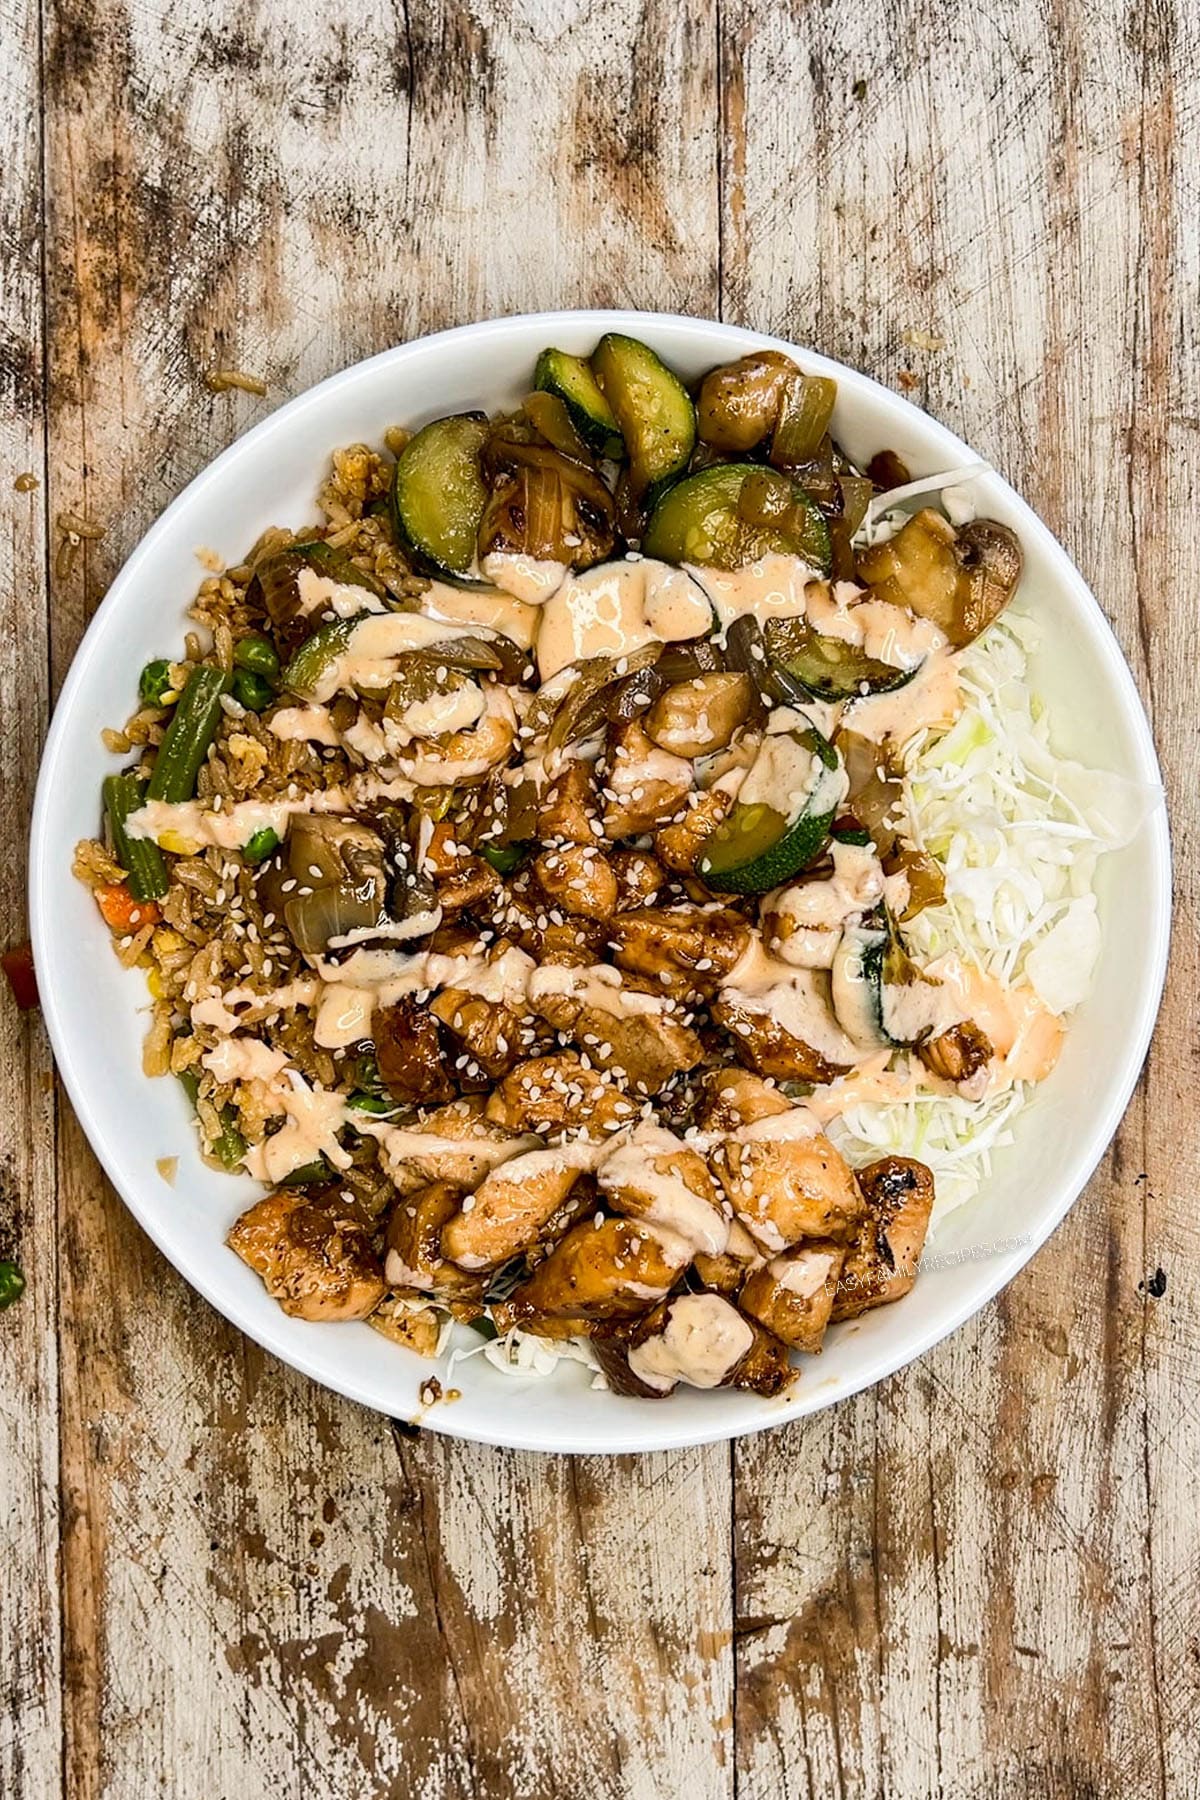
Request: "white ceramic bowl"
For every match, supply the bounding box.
[31,311,1170,1454]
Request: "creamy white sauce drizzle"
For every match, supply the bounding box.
[628,1294,753,1393]
[597,1125,730,1258]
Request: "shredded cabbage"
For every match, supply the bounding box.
[828,610,1158,1226]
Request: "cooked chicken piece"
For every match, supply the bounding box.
[831,1156,935,1322]
[917,1019,993,1085]
[739,1239,847,1353]
[730,1317,798,1396]
[440,1142,601,1270]
[601,1292,796,1397]
[373,996,456,1104]
[698,1068,793,1132]
[537,761,602,845]
[533,843,619,920]
[530,986,705,1095]
[485,1052,640,1136]
[512,908,611,967]
[693,1216,765,1294]
[611,905,751,1001]
[378,1098,538,1195]
[425,919,490,958]
[385,1180,485,1299]
[367,1295,445,1356]
[710,1121,864,1252]
[596,1122,730,1258]
[713,995,852,1084]
[609,848,666,908]
[602,720,693,838]
[643,673,755,758]
[228,1187,385,1322]
[524,1172,603,1267]
[436,852,502,917]
[429,989,529,1079]
[503,1214,691,1321]
[655,787,733,873]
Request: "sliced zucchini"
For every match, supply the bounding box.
[534,349,624,459]
[698,723,846,894]
[764,617,917,701]
[831,922,889,1049]
[389,413,489,579]
[831,910,947,1048]
[282,614,364,698]
[590,333,695,502]
[642,464,832,573]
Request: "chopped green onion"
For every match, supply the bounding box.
[232,669,274,711]
[346,1091,399,1117]
[232,635,280,679]
[146,665,229,803]
[0,1261,26,1310]
[279,1159,333,1186]
[138,659,174,707]
[831,823,873,847]
[242,827,280,865]
[479,840,533,875]
[102,773,169,901]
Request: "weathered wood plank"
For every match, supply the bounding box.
[723,1,1197,1795]
[0,1,62,1796]
[41,1,730,1795]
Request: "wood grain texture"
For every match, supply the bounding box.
[37,2,730,1796]
[0,1,62,1797]
[2,0,1196,1794]
[723,2,1199,1796]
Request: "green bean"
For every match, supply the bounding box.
[279,1159,332,1186]
[0,1261,26,1310]
[232,669,274,711]
[242,827,280,865]
[233,635,280,679]
[146,664,229,802]
[177,1068,245,1169]
[102,773,169,901]
[138,659,174,707]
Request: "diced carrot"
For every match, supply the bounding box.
[424,820,463,877]
[95,882,161,934]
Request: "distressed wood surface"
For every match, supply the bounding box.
[1,0,1196,1795]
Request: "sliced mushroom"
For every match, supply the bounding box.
[855,509,1022,648]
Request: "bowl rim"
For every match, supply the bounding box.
[30,308,1172,1454]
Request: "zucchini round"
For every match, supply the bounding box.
[534,349,624,459]
[764,617,917,701]
[830,923,889,1049]
[590,334,696,502]
[698,724,845,894]
[390,413,489,579]
[642,464,832,573]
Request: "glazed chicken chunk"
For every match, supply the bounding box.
[709,1113,864,1251]
[610,904,752,1001]
[504,1215,693,1321]
[596,1122,731,1259]
[596,1293,796,1399]
[440,1143,601,1270]
[831,1156,935,1321]
[228,1187,385,1323]
[739,1239,847,1353]
[385,1180,484,1301]
[484,1052,641,1136]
